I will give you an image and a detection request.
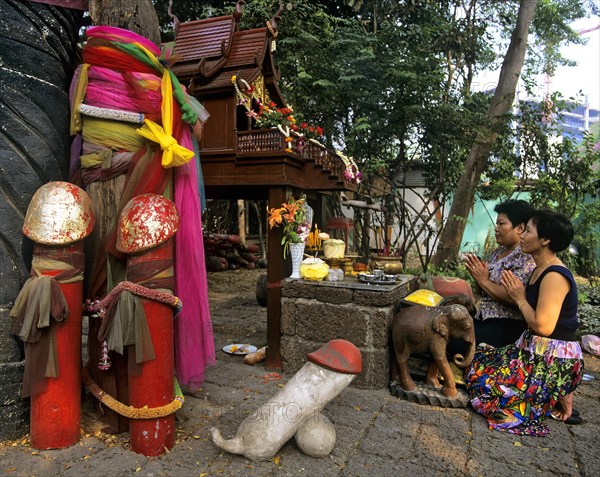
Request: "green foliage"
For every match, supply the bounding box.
[426,263,477,291]
[579,283,600,306]
[578,303,600,336]
[152,0,596,274]
[578,277,600,337]
[572,201,600,281]
[522,105,600,279]
[480,87,600,278]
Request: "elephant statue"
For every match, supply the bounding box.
[391,304,475,398]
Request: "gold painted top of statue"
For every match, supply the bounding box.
[23,181,95,245]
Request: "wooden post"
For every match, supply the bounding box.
[237,199,246,245]
[266,187,286,369]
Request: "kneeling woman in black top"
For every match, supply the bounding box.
[465,209,584,436]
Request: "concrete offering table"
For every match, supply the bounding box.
[281,275,415,389]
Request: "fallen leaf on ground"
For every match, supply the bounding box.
[262,372,282,383]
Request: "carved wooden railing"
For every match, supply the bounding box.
[236,128,286,153]
[236,128,346,180]
[300,137,344,179]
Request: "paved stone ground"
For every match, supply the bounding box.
[1,269,599,476]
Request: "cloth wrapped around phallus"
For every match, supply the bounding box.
[10,253,83,397]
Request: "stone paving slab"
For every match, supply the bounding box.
[2,351,597,477]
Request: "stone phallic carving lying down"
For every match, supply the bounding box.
[210,339,362,461]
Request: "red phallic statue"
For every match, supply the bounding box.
[13,181,95,450]
[115,193,180,457]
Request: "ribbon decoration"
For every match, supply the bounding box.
[136,70,195,168]
[137,119,195,168]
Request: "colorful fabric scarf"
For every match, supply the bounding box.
[69,25,214,390]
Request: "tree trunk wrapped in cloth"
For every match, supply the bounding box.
[69,25,213,432]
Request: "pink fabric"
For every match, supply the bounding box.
[86,25,160,56]
[27,0,88,10]
[174,129,216,390]
[86,66,162,119]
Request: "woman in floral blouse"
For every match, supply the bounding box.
[464,199,536,347]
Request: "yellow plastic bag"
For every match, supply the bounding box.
[300,258,329,281]
[403,289,443,307]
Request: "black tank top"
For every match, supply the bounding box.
[525,265,579,341]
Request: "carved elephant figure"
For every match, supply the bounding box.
[391,304,475,398]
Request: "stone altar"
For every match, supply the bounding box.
[281,275,415,389]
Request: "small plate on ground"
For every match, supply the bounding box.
[582,373,594,383]
[223,344,257,355]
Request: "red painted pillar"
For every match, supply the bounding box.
[127,241,175,456]
[20,181,94,450]
[116,193,180,457]
[29,243,84,449]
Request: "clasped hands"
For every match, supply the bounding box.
[500,269,526,306]
[464,253,489,282]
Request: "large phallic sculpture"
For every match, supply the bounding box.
[210,339,362,461]
[115,193,179,456]
[11,181,94,449]
[82,194,183,456]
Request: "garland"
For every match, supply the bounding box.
[231,75,256,112]
[86,281,182,316]
[336,151,362,184]
[85,281,182,370]
[79,104,145,124]
[82,366,184,419]
[277,125,294,153]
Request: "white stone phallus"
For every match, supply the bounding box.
[210,339,362,461]
[295,413,336,458]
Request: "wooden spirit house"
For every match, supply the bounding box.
[171,1,358,367]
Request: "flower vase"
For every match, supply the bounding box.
[289,242,305,279]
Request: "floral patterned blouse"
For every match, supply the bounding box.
[477,245,536,321]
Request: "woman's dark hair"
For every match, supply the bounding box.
[494,199,533,227]
[529,209,574,252]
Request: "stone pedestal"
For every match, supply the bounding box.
[281,275,415,389]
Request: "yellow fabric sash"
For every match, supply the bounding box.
[70,64,90,135]
[136,71,194,168]
[82,117,147,152]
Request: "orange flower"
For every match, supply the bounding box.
[266,195,309,258]
[282,202,299,222]
[268,207,284,228]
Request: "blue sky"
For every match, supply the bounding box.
[473,18,600,112]
[550,19,600,110]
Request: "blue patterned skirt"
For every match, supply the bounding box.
[465,331,584,436]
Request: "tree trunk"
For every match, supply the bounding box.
[85,2,160,278]
[432,0,538,267]
[89,0,160,46]
[84,0,160,433]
